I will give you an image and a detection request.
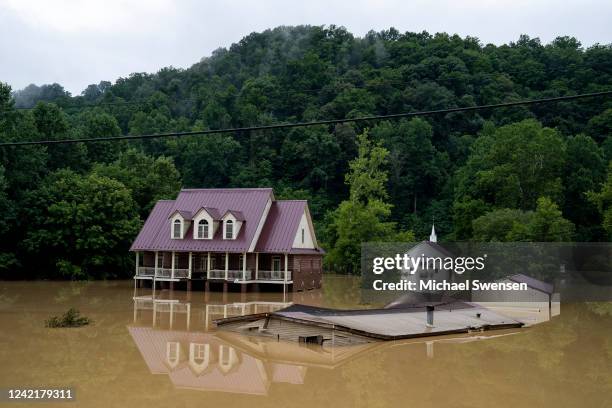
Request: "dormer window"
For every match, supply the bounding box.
[172,219,182,239]
[225,220,233,239]
[221,209,243,240]
[197,219,209,239]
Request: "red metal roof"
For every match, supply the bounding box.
[130,188,273,253]
[130,189,322,254]
[255,200,305,253]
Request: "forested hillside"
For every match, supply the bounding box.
[1,26,611,278]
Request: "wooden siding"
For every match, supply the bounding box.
[217,316,373,346]
[291,254,323,291]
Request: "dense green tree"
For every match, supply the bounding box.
[563,135,607,240]
[32,102,88,171]
[473,198,574,242]
[585,109,612,143]
[508,197,575,241]
[166,134,241,187]
[73,109,124,163]
[92,149,181,217]
[588,162,612,239]
[280,126,342,192]
[456,119,566,211]
[21,170,141,279]
[371,118,448,220]
[472,208,530,241]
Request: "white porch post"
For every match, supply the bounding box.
[188,252,192,279]
[255,253,259,280]
[225,252,229,280]
[207,252,211,279]
[135,252,139,276]
[242,252,247,281]
[154,251,158,277]
[171,251,175,279]
[284,253,288,282]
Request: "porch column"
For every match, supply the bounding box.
[284,253,288,283]
[225,252,229,280]
[135,252,139,276]
[207,252,211,279]
[154,251,158,277]
[188,252,192,279]
[242,252,247,281]
[171,251,175,279]
[255,253,259,280]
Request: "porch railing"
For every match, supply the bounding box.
[155,268,190,279]
[257,270,292,281]
[136,267,155,277]
[208,269,253,280]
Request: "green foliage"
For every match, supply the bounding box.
[345,130,390,204]
[474,197,575,242]
[325,131,413,273]
[563,135,606,240]
[588,162,612,238]
[92,149,181,217]
[45,308,91,328]
[21,170,141,279]
[456,120,566,210]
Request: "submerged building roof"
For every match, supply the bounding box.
[215,302,523,341]
[508,273,554,295]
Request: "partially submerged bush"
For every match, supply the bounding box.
[45,308,91,328]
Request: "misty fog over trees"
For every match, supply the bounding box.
[1,25,611,278]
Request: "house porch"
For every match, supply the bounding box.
[134,251,299,288]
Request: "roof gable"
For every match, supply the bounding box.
[193,206,222,220]
[255,201,321,254]
[222,209,245,221]
[168,209,193,220]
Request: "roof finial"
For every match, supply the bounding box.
[429,218,437,243]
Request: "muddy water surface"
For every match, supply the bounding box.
[0,276,610,408]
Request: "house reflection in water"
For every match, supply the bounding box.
[130,292,314,394]
[128,327,308,394]
[128,291,543,395]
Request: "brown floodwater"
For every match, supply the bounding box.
[0,276,610,408]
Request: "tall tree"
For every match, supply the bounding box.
[325,131,413,273]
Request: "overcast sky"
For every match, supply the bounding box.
[1,0,610,95]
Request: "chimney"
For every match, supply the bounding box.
[426,305,434,327]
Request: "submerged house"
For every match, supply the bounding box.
[130,188,324,292]
[214,301,523,344]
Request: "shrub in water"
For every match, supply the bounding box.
[46,308,91,328]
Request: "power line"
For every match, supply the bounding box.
[1,91,610,147]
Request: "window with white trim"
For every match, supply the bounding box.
[172,219,182,238]
[225,220,233,239]
[197,219,209,239]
